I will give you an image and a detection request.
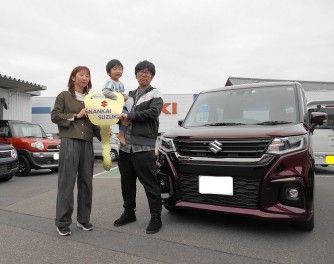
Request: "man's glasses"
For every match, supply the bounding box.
[137,70,151,76]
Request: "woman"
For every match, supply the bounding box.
[51,66,101,236]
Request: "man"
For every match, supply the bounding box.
[114,60,163,234]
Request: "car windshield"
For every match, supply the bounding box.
[183,85,298,127]
[12,123,47,138]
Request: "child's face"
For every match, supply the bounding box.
[109,65,123,81]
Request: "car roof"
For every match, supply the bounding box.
[200,81,301,94]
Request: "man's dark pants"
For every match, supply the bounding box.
[118,150,162,215]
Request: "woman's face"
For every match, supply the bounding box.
[72,69,90,89]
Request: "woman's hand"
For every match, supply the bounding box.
[77,108,88,119]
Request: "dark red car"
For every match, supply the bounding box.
[157,82,326,231]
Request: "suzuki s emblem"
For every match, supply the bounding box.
[209,140,222,153]
[101,100,108,107]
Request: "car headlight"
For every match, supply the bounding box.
[11,148,17,159]
[267,135,308,155]
[31,141,44,150]
[159,136,176,152]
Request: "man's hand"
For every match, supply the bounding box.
[118,113,128,121]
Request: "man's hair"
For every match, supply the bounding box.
[135,60,156,76]
[106,59,123,74]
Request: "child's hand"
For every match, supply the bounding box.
[123,94,129,101]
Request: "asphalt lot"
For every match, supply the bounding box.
[0,161,334,264]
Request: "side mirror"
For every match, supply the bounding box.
[311,112,327,125]
[309,112,327,133]
[178,119,184,126]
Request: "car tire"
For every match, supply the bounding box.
[110,150,118,161]
[50,168,58,173]
[15,155,31,176]
[164,204,178,213]
[296,214,314,231]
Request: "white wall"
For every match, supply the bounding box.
[0,88,32,121]
[32,94,197,134]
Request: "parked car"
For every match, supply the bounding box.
[307,100,334,167]
[93,134,120,161]
[0,120,61,176]
[0,143,18,182]
[156,82,327,231]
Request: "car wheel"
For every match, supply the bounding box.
[164,204,178,213]
[50,168,58,173]
[296,214,314,231]
[110,150,118,161]
[15,156,31,176]
[0,175,14,182]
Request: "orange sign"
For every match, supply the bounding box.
[162,102,177,115]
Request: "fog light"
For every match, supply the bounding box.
[280,182,304,208]
[287,188,299,200]
[158,172,170,193]
[160,178,166,188]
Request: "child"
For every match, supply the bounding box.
[103,59,129,145]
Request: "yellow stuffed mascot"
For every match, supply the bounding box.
[84,92,124,171]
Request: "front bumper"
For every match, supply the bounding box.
[0,161,18,178]
[29,151,59,169]
[157,148,314,220]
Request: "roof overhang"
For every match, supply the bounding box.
[0,74,46,93]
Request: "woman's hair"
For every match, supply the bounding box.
[135,60,156,76]
[67,66,92,98]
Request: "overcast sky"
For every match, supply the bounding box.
[1,0,333,97]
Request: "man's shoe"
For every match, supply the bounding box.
[114,211,136,226]
[57,227,71,236]
[146,215,162,234]
[77,222,94,231]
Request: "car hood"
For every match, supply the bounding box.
[163,123,308,139]
[15,137,60,145]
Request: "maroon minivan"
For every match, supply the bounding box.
[157,82,326,231]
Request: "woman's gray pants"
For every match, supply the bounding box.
[55,138,95,228]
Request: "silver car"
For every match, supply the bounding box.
[93,135,120,161]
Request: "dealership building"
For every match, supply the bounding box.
[0,74,46,121]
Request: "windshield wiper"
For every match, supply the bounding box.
[203,122,246,126]
[254,121,293,125]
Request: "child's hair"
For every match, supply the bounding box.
[106,59,123,74]
[135,60,156,76]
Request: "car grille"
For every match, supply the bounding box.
[179,174,261,209]
[0,150,13,158]
[174,138,272,158]
[47,145,60,151]
[0,161,18,174]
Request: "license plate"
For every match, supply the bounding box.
[326,156,334,164]
[53,153,59,160]
[199,176,233,196]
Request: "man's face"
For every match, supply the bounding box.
[136,68,154,88]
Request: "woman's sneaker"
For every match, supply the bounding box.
[57,227,71,236]
[77,222,94,231]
